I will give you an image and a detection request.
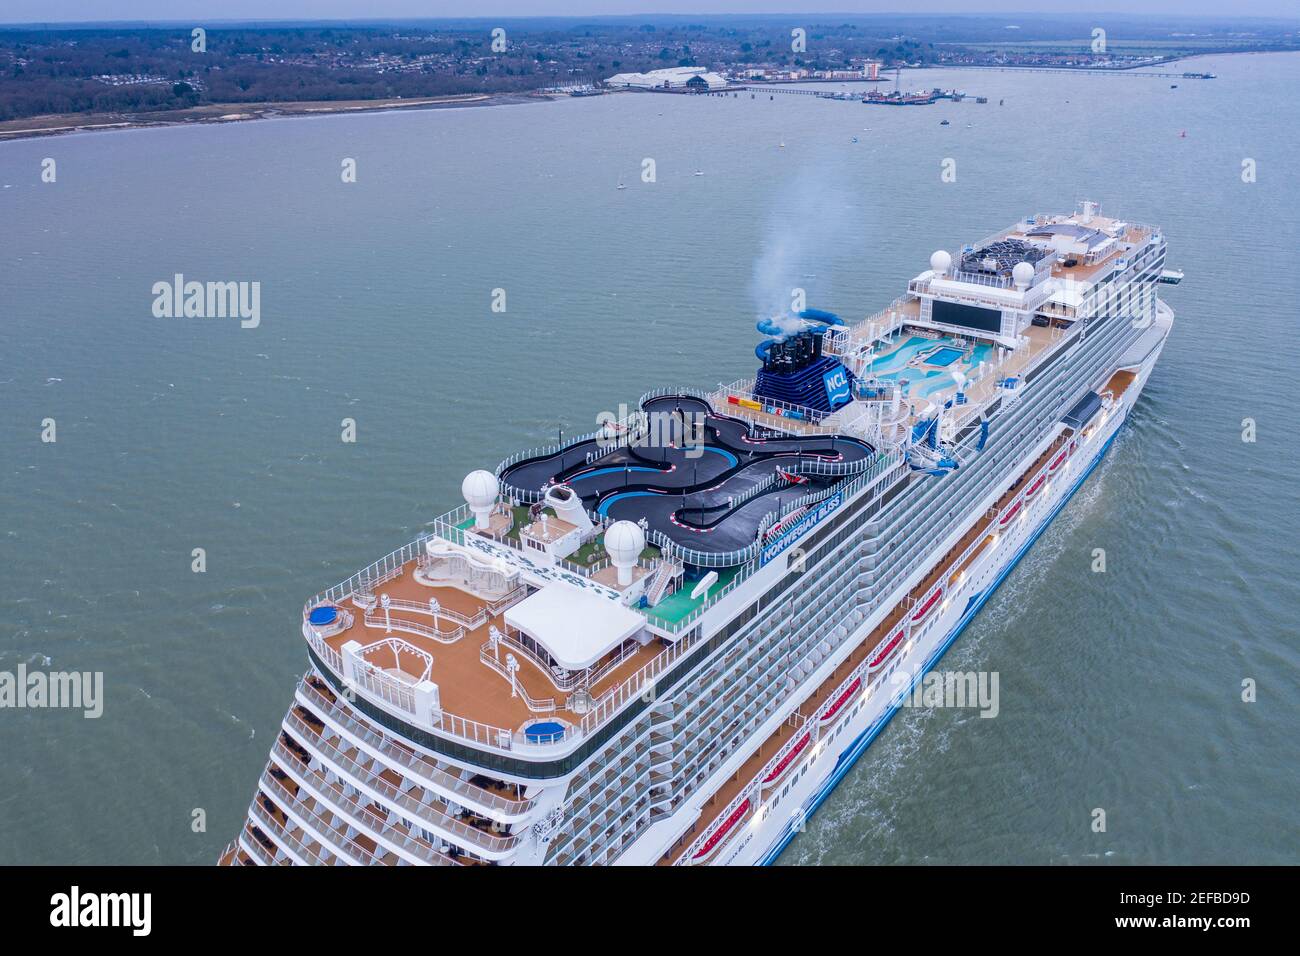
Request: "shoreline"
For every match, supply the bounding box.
[0,90,562,143]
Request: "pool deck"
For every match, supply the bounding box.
[862,323,1061,421]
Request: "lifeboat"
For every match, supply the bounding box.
[763,733,811,783]
[693,798,751,859]
[911,587,943,623]
[821,678,862,722]
[1048,449,1067,472]
[999,500,1022,526]
[869,630,905,669]
[1025,475,1046,498]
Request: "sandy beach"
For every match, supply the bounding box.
[0,91,560,142]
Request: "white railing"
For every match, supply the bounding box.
[354,661,417,716]
[270,740,457,867]
[478,646,557,713]
[363,608,465,645]
[357,636,433,682]
[380,596,486,631]
[259,770,381,866]
[577,628,701,736]
[249,793,341,866]
[285,710,519,854]
[304,626,343,672]
[304,536,433,618]
[296,679,535,818]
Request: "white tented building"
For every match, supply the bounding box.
[604,66,728,91]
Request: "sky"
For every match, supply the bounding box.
[3,2,1299,25]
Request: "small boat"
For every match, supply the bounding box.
[616,176,626,191]
[1179,130,1187,138]
[940,119,950,126]
[778,139,785,148]
[694,169,704,176]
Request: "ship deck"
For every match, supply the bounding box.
[317,560,665,735]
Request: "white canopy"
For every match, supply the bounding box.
[505,583,644,670]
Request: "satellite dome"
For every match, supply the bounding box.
[604,521,646,585]
[461,470,498,509]
[1012,261,1035,289]
[930,249,952,275]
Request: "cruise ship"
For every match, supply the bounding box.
[220,201,1173,867]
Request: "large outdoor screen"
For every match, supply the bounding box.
[932,299,1002,334]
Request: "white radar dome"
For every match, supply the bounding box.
[604,520,646,585]
[461,470,498,508]
[1012,261,1035,289]
[930,249,952,275]
[462,470,499,529]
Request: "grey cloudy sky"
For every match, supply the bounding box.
[4,2,1299,23]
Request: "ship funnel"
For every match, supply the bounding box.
[462,470,499,530]
[544,483,593,534]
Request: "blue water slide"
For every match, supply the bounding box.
[797,309,841,326]
[977,419,990,451]
[911,417,939,449]
[755,339,775,363]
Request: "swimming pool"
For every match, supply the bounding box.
[865,337,996,401]
[307,605,338,626]
[523,720,566,744]
[925,346,965,367]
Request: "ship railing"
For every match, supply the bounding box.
[296,678,536,818]
[303,536,433,617]
[248,794,340,866]
[637,385,717,407]
[308,631,577,755]
[377,598,488,634]
[270,740,460,866]
[708,380,836,429]
[284,709,520,854]
[363,608,465,645]
[258,770,383,866]
[304,627,343,673]
[487,629,640,694]
[645,528,761,572]
[353,659,418,716]
[1019,320,1084,383]
[478,646,558,713]
[218,838,240,866]
[239,827,285,867]
[577,627,703,736]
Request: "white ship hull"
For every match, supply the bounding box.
[703,333,1166,867]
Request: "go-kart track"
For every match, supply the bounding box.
[499,396,875,558]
